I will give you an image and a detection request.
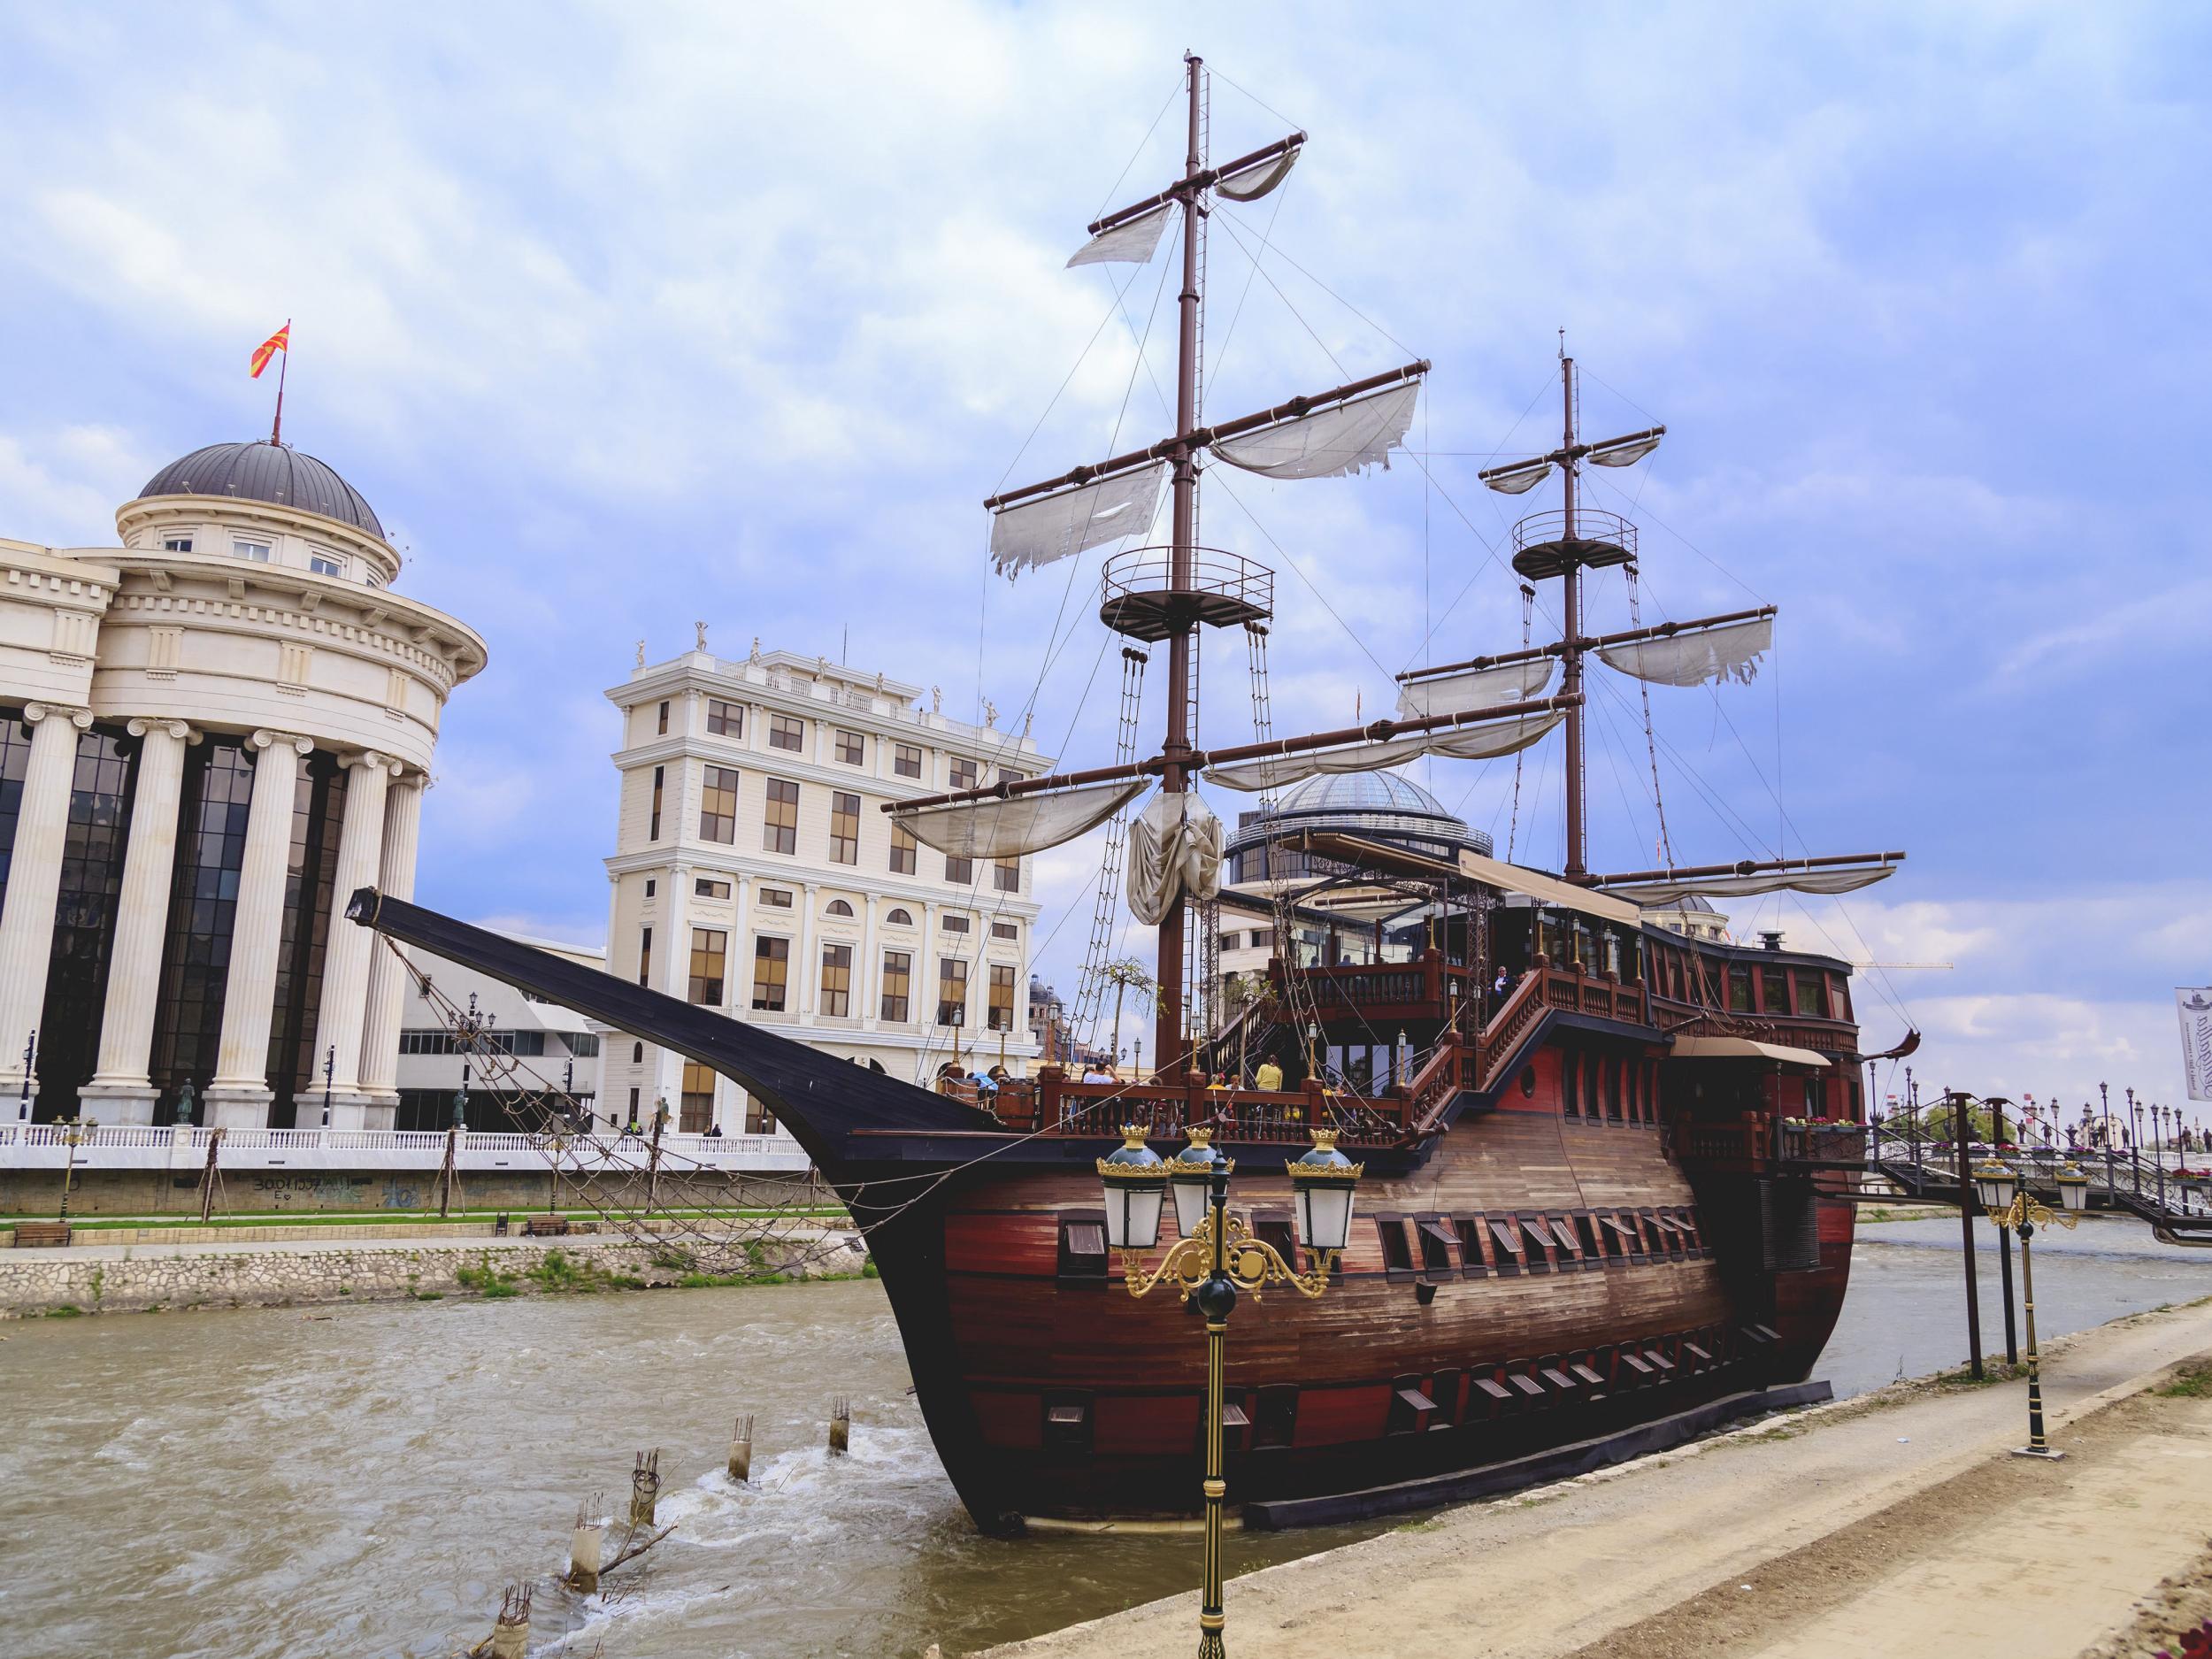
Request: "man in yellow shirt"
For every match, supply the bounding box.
[1254,1057,1284,1092]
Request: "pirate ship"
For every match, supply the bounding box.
[350,54,1913,1533]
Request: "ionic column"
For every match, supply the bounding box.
[356,771,426,1127]
[310,751,398,1130]
[650,864,692,1110]
[80,719,196,1125]
[795,882,819,1019]
[858,899,879,1031]
[0,703,93,1107]
[206,730,312,1128]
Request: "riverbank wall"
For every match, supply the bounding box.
[0,1231,869,1317]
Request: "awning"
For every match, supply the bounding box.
[1457,849,1641,926]
[1671,1034,1831,1069]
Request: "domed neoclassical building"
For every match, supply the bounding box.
[0,438,485,1127]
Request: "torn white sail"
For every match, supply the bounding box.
[1482,458,1553,495]
[1597,615,1772,688]
[989,462,1165,579]
[1395,660,1555,722]
[1203,711,1563,793]
[1601,865,1899,905]
[1126,790,1224,925]
[895,778,1151,860]
[1212,381,1419,480]
[1068,204,1172,268]
[1216,145,1301,203]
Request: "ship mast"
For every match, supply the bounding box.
[1156,51,1205,1078]
[1559,354,1586,879]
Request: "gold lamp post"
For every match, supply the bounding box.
[1098,1124,1362,1658]
[1972,1160,2090,1457]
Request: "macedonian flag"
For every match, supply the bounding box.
[249,323,290,379]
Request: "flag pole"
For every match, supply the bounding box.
[271,318,291,447]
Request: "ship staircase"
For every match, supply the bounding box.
[1767,1122,2212,1246]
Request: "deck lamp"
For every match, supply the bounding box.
[1288,1128,1363,1255]
[1097,1126,1167,1251]
[1167,1125,1231,1239]
[1972,1161,2017,1214]
[2055,1166,2090,1214]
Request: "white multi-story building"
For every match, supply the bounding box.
[394,935,605,1133]
[597,644,1049,1135]
[0,439,485,1128]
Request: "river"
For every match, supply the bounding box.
[4,1216,2208,1659]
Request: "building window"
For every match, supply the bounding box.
[763,777,798,854]
[657,700,670,735]
[999,767,1025,787]
[835,729,864,765]
[937,957,969,1027]
[987,963,1016,1031]
[649,764,664,840]
[886,906,913,926]
[993,856,1019,893]
[706,698,741,736]
[819,942,853,1016]
[758,887,793,910]
[769,713,804,752]
[941,914,971,933]
[830,791,860,864]
[695,876,731,899]
[637,925,652,987]
[881,949,912,1021]
[1794,972,1830,1019]
[1728,965,1754,1013]
[1760,965,1787,1013]
[688,927,726,1005]
[565,1033,601,1058]
[890,820,918,875]
[643,878,656,897]
[233,538,271,562]
[751,936,789,1011]
[949,756,978,791]
[308,553,342,577]
[894,742,923,779]
[825,898,855,918]
[161,534,193,553]
[945,854,973,886]
[747,1096,777,1135]
[990,921,1018,941]
[680,1062,716,1133]
[699,764,739,843]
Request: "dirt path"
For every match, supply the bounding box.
[979,1300,2212,1659]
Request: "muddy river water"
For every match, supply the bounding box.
[5,1217,2208,1658]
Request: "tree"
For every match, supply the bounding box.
[1101,957,1160,1074]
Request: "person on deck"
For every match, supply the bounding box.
[1255,1056,1284,1092]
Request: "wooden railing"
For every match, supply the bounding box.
[1270,951,1478,1022]
[987,1070,1416,1148]
[1475,971,1548,1090]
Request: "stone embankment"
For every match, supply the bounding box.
[0,1230,867,1317]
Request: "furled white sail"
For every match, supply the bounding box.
[1597,615,1772,687]
[1601,865,1898,905]
[895,778,1151,860]
[989,462,1165,579]
[1587,432,1663,467]
[1395,660,1555,722]
[1203,711,1563,793]
[1068,204,1172,268]
[1216,145,1301,203]
[1212,381,1419,480]
[1482,459,1553,495]
[1126,789,1224,924]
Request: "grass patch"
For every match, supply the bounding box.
[525,1248,641,1294]
[44,1304,84,1317]
[1395,1517,1445,1533]
[2154,1363,2212,1399]
[455,1256,521,1299]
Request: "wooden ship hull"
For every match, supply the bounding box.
[348,890,1865,1534]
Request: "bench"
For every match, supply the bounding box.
[524,1215,571,1238]
[13,1221,73,1248]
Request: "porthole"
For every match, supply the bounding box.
[1519,1065,1537,1098]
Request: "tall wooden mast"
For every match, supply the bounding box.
[1558,355,1585,879]
[1156,52,1205,1076]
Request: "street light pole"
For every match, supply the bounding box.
[1973,1160,2089,1456]
[320,1043,334,1129]
[18,1028,35,1121]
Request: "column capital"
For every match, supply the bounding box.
[337,749,404,776]
[249,729,315,757]
[23,702,93,731]
[125,717,196,742]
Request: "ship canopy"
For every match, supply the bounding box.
[988,462,1166,579]
[1596,613,1773,688]
[1203,710,1562,793]
[1396,660,1555,721]
[893,777,1151,859]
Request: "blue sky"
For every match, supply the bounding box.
[4,3,2208,1122]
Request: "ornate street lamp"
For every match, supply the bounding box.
[1975,1160,2089,1457]
[1099,1124,1361,1658]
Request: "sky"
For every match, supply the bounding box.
[3,2,2208,1122]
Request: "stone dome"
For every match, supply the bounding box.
[139,441,384,538]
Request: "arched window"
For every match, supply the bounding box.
[632,1041,643,1064]
[825,899,855,918]
[886,907,913,926]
